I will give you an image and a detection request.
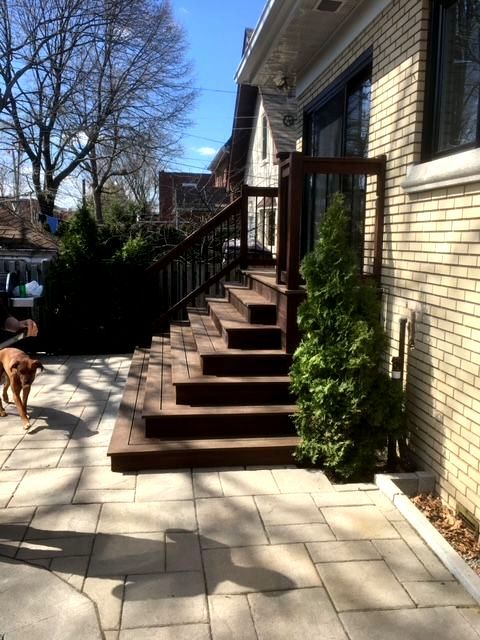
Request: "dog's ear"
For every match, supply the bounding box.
[10,360,20,371]
[33,361,44,372]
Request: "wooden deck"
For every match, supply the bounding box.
[108,271,301,471]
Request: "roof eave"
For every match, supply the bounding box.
[235,0,301,85]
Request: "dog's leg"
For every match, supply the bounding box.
[0,366,6,417]
[2,376,10,404]
[11,378,31,429]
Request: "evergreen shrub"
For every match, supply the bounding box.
[290,193,405,480]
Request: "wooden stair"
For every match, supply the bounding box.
[108,271,300,471]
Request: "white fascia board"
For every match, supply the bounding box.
[296,0,393,97]
[235,0,301,85]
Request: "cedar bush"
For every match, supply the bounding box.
[44,205,152,354]
[290,193,405,480]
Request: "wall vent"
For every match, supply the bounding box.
[315,0,342,12]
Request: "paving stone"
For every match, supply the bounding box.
[271,468,332,493]
[0,481,17,507]
[74,489,135,503]
[393,520,454,580]
[58,446,110,466]
[249,587,347,640]
[17,534,94,559]
[193,471,223,498]
[23,425,75,440]
[255,493,325,526]
[78,467,136,491]
[166,531,202,571]
[2,447,65,469]
[312,490,373,507]
[97,500,196,534]
[9,467,82,506]
[333,483,376,491]
[321,505,400,539]
[0,434,24,449]
[15,438,67,450]
[373,539,433,581]
[458,607,480,634]
[209,594,256,640]
[317,560,414,611]
[0,537,22,556]
[89,531,165,576]
[68,430,113,447]
[0,422,26,436]
[136,470,193,501]
[0,557,102,639]
[0,506,34,524]
[403,580,476,606]
[0,469,25,482]
[197,496,268,548]
[266,523,335,544]
[119,624,211,640]
[219,469,279,495]
[121,572,207,629]
[307,540,381,563]
[83,576,124,630]
[27,503,101,538]
[341,606,480,640]
[50,554,89,590]
[203,543,321,594]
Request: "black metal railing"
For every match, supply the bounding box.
[146,185,277,323]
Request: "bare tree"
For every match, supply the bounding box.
[83,116,176,222]
[0,0,195,217]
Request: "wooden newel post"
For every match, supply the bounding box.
[240,183,249,271]
[286,152,304,290]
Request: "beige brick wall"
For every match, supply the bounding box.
[296,0,480,520]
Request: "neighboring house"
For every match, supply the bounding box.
[236,0,480,524]
[0,203,59,301]
[208,139,231,189]
[224,28,298,256]
[0,205,58,256]
[158,171,227,227]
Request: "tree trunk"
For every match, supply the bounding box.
[89,146,104,223]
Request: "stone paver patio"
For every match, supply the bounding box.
[0,354,480,638]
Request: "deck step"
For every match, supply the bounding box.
[108,345,298,471]
[208,300,282,349]
[145,333,295,436]
[223,283,277,324]
[170,322,291,405]
[188,309,292,375]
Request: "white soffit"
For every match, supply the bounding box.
[296,0,393,96]
[237,0,394,93]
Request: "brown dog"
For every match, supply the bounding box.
[0,347,43,429]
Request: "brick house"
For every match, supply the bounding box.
[234,0,480,523]
[158,171,227,227]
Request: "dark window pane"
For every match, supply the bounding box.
[436,0,480,153]
[346,75,371,156]
[309,92,344,156]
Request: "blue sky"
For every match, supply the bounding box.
[169,0,266,174]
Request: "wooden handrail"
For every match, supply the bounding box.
[302,155,385,175]
[145,195,242,275]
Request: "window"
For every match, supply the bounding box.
[261,114,268,160]
[425,0,480,158]
[302,52,372,256]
